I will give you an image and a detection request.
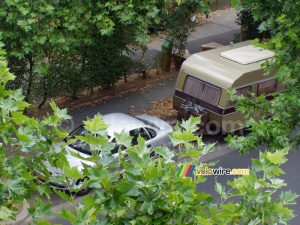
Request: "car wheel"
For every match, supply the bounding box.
[150,150,162,159]
[75,177,91,196]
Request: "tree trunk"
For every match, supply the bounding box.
[140,46,147,78]
[38,75,47,109]
[38,56,50,109]
[123,74,127,82]
[24,57,34,103]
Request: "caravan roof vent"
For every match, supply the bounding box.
[220,45,274,65]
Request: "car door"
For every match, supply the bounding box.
[129,127,151,146]
[129,126,161,148]
[142,127,158,147]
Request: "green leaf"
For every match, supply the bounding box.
[117,209,127,217]
[215,181,227,199]
[221,201,239,213]
[195,216,212,225]
[126,167,142,176]
[56,207,77,223]
[202,143,215,155]
[28,198,52,219]
[53,189,73,203]
[118,180,141,196]
[128,151,144,166]
[1,97,17,111]
[275,202,294,216]
[0,70,15,84]
[182,188,194,202]
[144,163,158,180]
[272,167,285,176]
[84,114,109,135]
[21,171,36,180]
[173,129,199,143]
[11,112,29,124]
[127,197,137,211]
[152,146,174,162]
[15,131,31,142]
[134,136,149,156]
[248,218,261,225]
[0,206,13,221]
[139,201,154,215]
[5,179,26,196]
[76,134,108,146]
[93,154,116,168]
[230,0,240,8]
[81,194,96,210]
[9,89,25,101]
[114,131,132,148]
[180,116,201,132]
[277,14,286,22]
[50,102,72,120]
[252,159,263,172]
[63,165,84,180]
[54,126,68,138]
[280,191,299,205]
[135,215,152,223]
[270,178,286,187]
[194,175,207,184]
[266,150,287,165]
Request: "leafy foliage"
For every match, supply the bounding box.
[0,42,71,222]
[0,0,212,105]
[227,0,300,153]
[83,34,134,90]
[234,8,271,42]
[218,148,298,224]
[0,0,160,104]
[157,0,210,56]
[226,1,300,222]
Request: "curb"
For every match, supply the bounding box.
[0,202,30,225]
[15,202,30,224]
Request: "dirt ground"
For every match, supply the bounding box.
[27,66,179,119]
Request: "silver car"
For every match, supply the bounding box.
[34,113,173,195]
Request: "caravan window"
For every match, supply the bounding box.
[230,86,251,105]
[183,76,221,106]
[257,78,278,95]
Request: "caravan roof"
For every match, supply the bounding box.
[181,41,274,88]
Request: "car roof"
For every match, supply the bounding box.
[102,113,145,136]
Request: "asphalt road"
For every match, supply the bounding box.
[67,77,178,129]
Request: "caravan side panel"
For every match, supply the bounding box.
[222,112,246,133]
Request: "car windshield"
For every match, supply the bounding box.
[67,125,92,155]
[66,126,119,156]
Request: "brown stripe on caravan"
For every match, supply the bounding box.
[174,90,225,115]
[174,90,277,116]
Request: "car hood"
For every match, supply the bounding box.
[43,144,95,174]
[135,114,173,131]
